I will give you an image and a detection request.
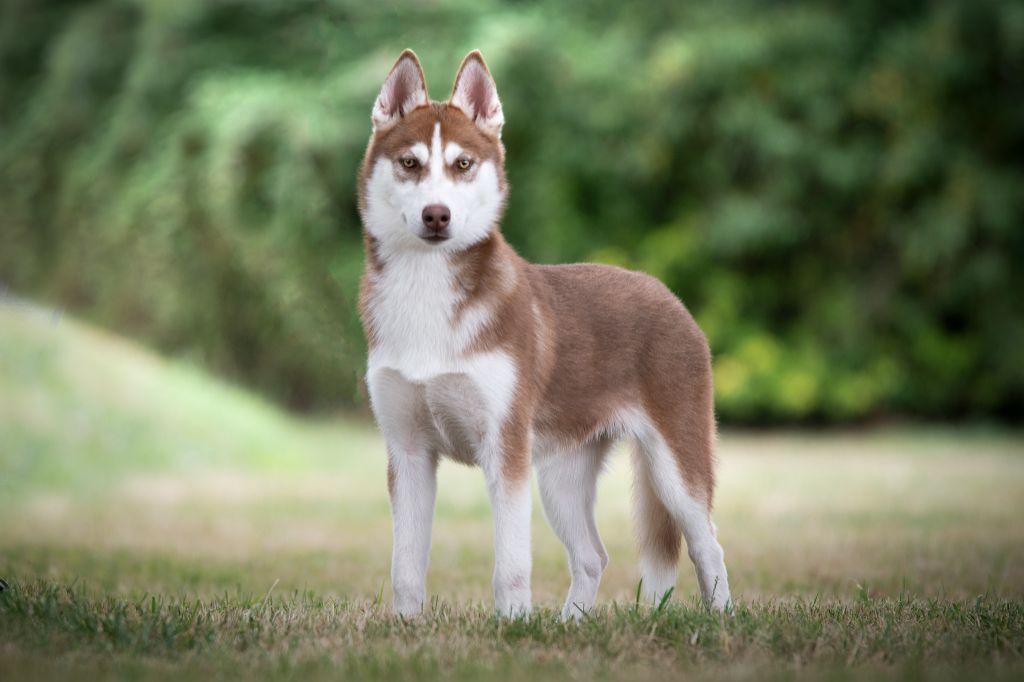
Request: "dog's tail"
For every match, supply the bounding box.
[631,437,684,603]
[628,376,731,609]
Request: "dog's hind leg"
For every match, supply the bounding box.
[535,437,611,620]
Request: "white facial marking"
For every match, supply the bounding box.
[429,123,444,178]
[444,142,465,165]
[410,142,428,165]
[363,119,504,254]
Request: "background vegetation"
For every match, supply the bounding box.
[2,0,1022,422]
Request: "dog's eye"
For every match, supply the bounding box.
[455,157,473,171]
[400,157,418,169]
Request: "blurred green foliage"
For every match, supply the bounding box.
[1,0,1022,422]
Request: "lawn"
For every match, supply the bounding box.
[2,298,1023,681]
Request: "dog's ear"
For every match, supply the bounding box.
[372,49,429,131]
[449,50,504,137]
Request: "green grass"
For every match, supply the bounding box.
[3,580,1023,682]
[2,298,1023,681]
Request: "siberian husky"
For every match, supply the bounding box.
[358,49,731,618]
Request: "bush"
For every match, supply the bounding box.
[1,0,1021,422]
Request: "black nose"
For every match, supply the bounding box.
[422,204,451,231]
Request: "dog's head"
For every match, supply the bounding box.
[359,50,508,254]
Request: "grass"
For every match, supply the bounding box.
[3,580,1023,682]
[2,297,1023,681]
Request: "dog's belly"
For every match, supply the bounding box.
[366,352,518,465]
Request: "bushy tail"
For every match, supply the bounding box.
[631,420,731,610]
[631,441,683,603]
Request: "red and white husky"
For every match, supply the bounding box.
[358,49,731,618]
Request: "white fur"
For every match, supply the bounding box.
[632,446,680,602]
[368,349,525,616]
[443,142,465,165]
[370,369,437,615]
[488,471,532,616]
[468,350,530,617]
[639,554,680,604]
[409,142,429,165]
[535,440,610,620]
[362,123,504,254]
[366,249,491,381]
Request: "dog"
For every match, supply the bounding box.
[358,49,731,618]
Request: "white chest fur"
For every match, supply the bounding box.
[365,250,519,453]
[366,249,490,380]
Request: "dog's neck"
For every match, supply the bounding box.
[364,226,510,295]
[360,225,521,373]
[361,226,522,351]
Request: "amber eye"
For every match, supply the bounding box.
[456,157,473,171]
[401,157,418,169]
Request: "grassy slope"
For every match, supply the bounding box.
[1,298,1023,681]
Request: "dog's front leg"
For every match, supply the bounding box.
[369,368,438,616]
[480,432,532,617]
[387,440,438,616]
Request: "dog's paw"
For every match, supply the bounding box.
[560,601,589,622]
[392,593,425,617]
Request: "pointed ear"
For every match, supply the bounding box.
[372,49,429,131]
[449,50,504,136]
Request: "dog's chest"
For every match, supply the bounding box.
[365,251,489,380]
[365,252,518,458]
